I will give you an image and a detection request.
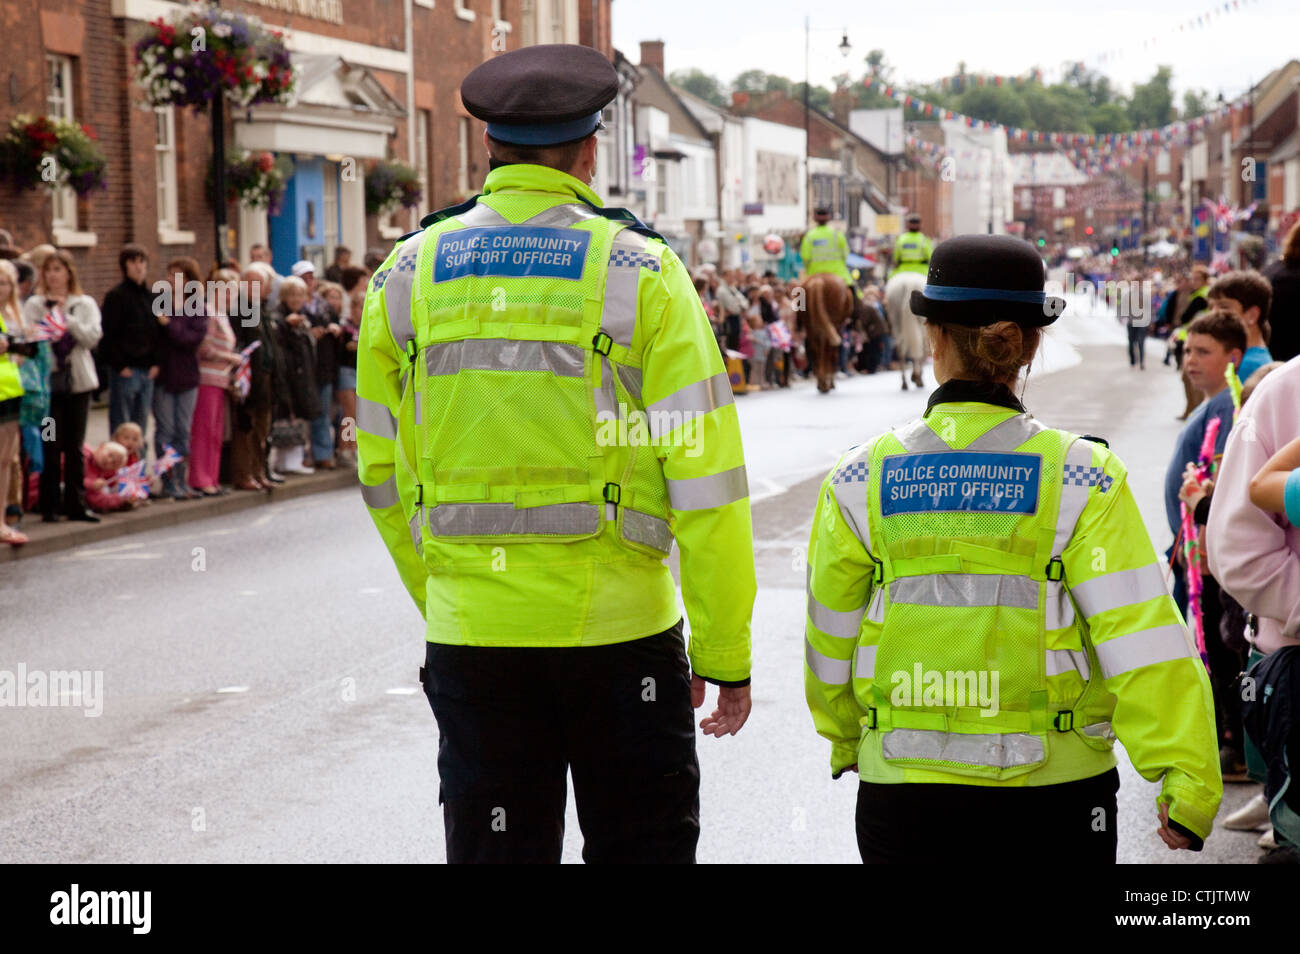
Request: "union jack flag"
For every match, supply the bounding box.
[31,305,68,341]
[233,340,260,399]
[113,459,151,500]
[767,319,793,351]
[155,444,183,477]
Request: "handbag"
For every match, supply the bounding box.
[269,417,303,448]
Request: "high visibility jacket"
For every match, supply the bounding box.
[356,163,755,683]
[0,314,24,403]
[891,230,932,277]
[800,225,851,282]
[804,396,1222,841]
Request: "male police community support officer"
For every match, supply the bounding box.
[800,206,853,283]
[356,44,756,864]
[891,212,932,278]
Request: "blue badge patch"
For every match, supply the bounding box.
[812,238,828,246]
[880,451,1041,516]
[434,226,591,283]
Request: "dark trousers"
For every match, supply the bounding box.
[40,389,91,517]
[421,621,701,864]
[1200,575,1246,752]
[856,768,1120,863]
[1127,325,1147,367]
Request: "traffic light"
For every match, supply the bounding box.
[1085,226,1093,235]
[1036,237,1046,247]
[1110,247,1119,257]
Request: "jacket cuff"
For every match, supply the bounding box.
[698,674,750,688]
[830,741,858,779]
[1168,819,1204,851]
[1160,782,1218,843]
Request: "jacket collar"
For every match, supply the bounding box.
[924,378,1026,417]
[481,163,603,208]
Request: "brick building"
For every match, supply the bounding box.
[1,0,603,299]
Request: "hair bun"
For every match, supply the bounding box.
[975,321,1023,371]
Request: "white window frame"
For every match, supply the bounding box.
[323,161,340,262]
[46,54,95,246]
[520,0,535,45]
[153,106,193,244]
[455,0,476,21]
[416,109,430,217]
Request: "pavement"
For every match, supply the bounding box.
[0,316,1272,863]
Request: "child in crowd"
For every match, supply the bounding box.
[1206,270,1274,382]
[82,440,141,513]
[111,421,144,464]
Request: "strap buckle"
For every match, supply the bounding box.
[870,553,885,586]
[592,331,613,356]
[1053,710,1074,732]
[865,707,878,730]
[415,484,424,507]
[602,482,621,506]
[1045,556,1064,582]
[404,338,418,364]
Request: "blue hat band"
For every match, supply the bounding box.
[486,111,602,146]
[922,284,1046,304]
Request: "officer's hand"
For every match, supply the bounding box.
[1157,803,1192,850]
[690,674,751,737]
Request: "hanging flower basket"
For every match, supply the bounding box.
[133,3,295,110]
[0,114,107,196]
[207,150,291,216]
[365,160,422,216]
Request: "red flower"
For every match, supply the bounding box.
[81,124,97,140]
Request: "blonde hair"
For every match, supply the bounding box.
[934,321,1042,386]
[97,441,129,467]
[279,275,308,298]
[0,259,19,324]
[111,422,143,446]
[21,244,57,270]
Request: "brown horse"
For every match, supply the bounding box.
[792,273,854,393]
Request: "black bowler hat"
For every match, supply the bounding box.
[813,206,831,217]
[461,44,618,146]
[909,234,1063,328]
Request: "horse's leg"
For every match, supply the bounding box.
[912,359,924,388]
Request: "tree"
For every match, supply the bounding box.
[957,86,1030,129]
[1129,66,1175,129]
[670,68,726,108]
[1182,89,1212,119]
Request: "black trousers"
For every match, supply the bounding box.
[1200,575,1246,752]
[421,621,700,864]
[856,768,1120,863]
[40,389,91,517]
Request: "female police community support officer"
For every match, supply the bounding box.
[804,235,1223,863]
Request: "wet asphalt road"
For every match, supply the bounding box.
[0,337,1264,863]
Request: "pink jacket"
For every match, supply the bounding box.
[1207,355,1300,652]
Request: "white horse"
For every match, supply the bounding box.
[884,271,928,390]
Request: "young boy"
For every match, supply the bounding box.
[1163,309,1246,779]
[1207,270,1274,383]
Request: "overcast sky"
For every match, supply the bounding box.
[612,0,1299,114]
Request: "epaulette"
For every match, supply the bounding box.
[394,229,421,244]
[419,194,485,229]
[575,198,667,244]
[1080,434,1110,448]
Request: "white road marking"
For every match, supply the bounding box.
[216,686,250,694]
[386,687,418,696]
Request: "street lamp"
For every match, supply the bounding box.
[839,31,852,59]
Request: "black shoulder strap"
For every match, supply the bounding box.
[575,197,667,244]
[419,194,484,229]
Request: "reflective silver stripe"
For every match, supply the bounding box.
[595,355,618,418]
[866,587,885,623]
[1045,648,1090,679]
[855,644,878,679]
[383,231,424,348]
[646,372,732,438]
[1052,439,1095,556]
[616,364,643,402]
[807,589,868,640]
[830,445,873,550]
[360,475,399,510]
[1044,580,1076,630]
[894,419,951,453]
[805,640,851,685]
[427,501,600,536]
[622,508,673,553]
[1082,721,1115,740]
[666,465,748,511]
[522,203,598,228]
[600,229,651,347]
[890,573,1039,610]
[456,203,510,227]
[965,413,1049,452]
[424,339,586,377]
[356,395,397,441]
[1070,563,1170,620]
[1094,623,1195,679]
[409,511,423,555]
[881,728,1044,768]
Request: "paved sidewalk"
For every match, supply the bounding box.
[2,400,360,563]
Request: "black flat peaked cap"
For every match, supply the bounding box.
[461,44,618,144]
[909,234,1064,327]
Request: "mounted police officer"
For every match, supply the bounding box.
[801,206,853,285]
[356,44,756,864]
[805,234,1222,863]
[891,211,932,278]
